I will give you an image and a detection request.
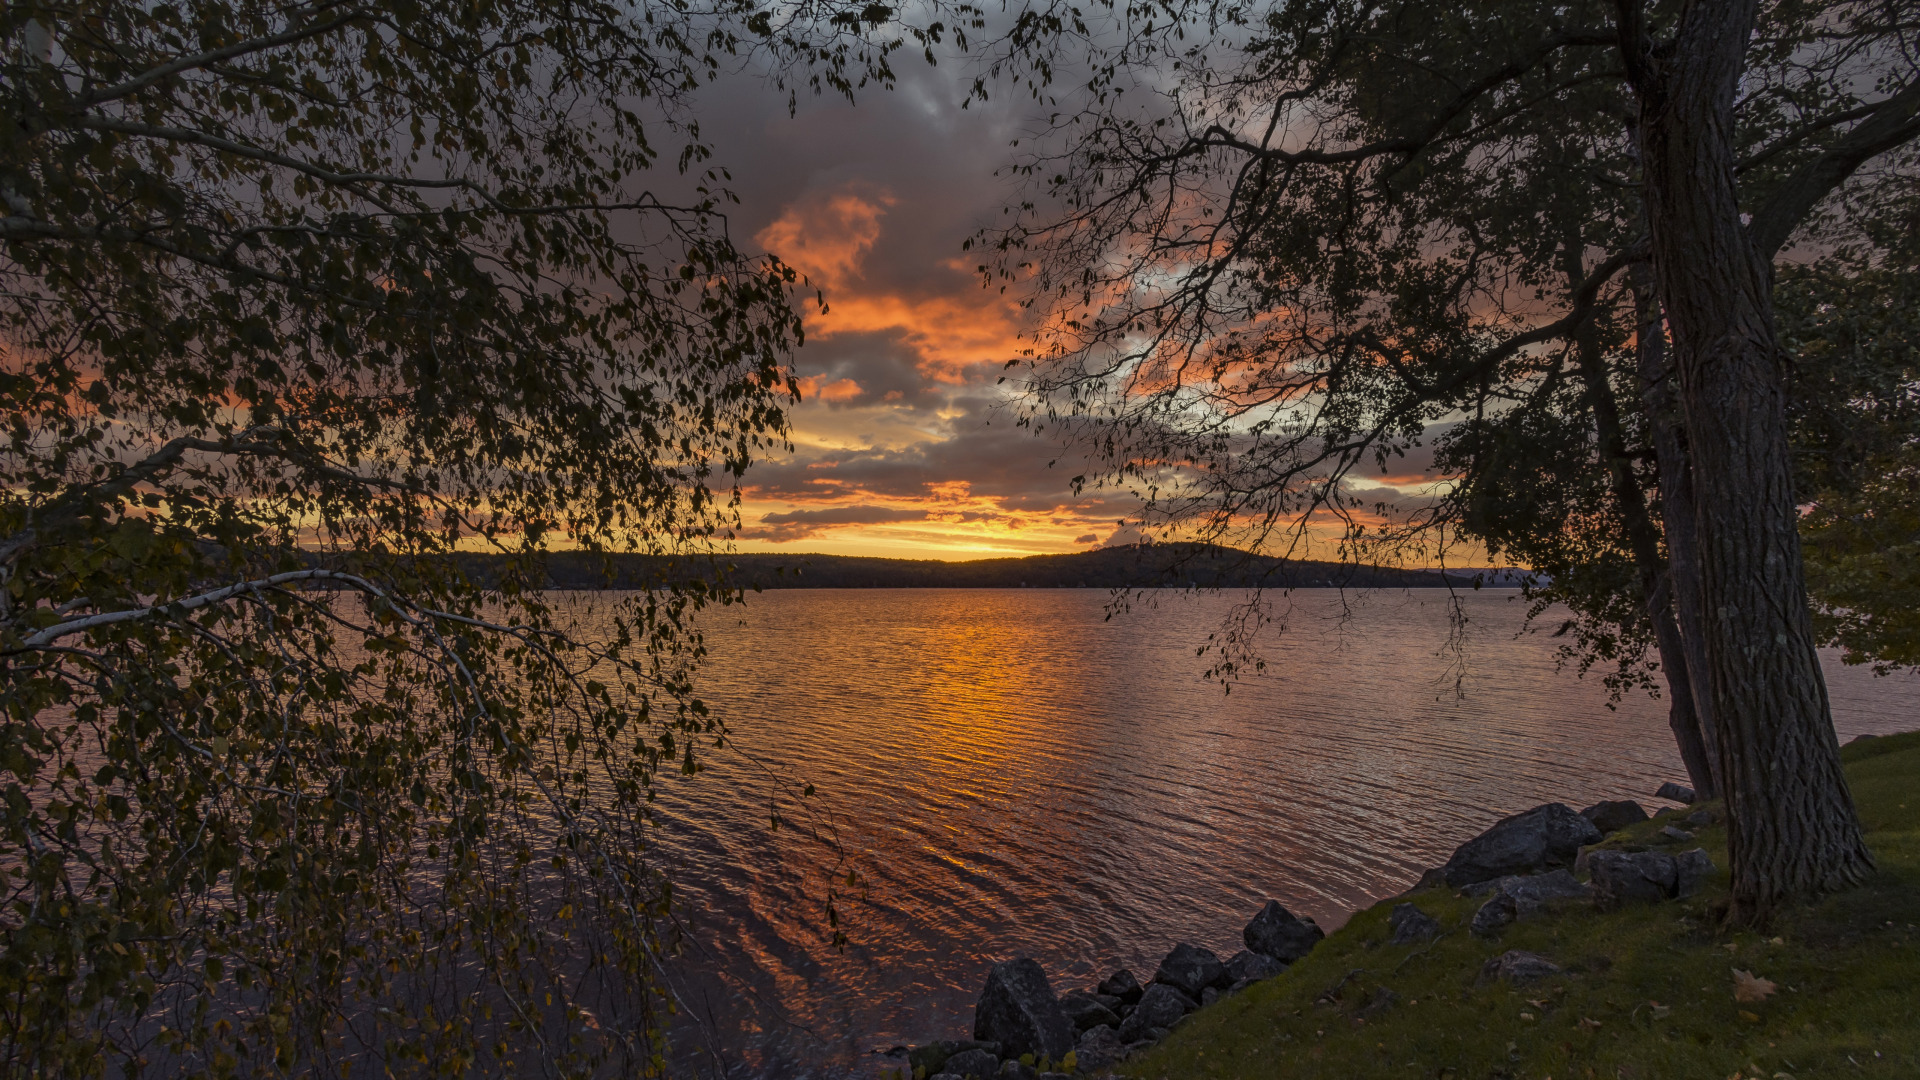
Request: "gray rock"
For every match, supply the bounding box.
[910,1041,1002,1075]
[1674,848,1717,897]
[1073,1025,1125,1071]
[1479,950,1563,984]
[1441,803,1603,887]
[1115,983,1195,1042]
[1200,986,1220,1007]
[1587,849,1679,908]
[1355,985,1399,1019]
[1091,992,1122,1011]
[1144,1026,1172,1042]
[930,1074,963,1080]
[1153,942,1229,997]
[1224,949,1287,983]
[1660,825,1696,842]
[1580,799,1650,834]
[1655,781,1697,804]
[1057,991,1120,1033]
[1095,968,1143,1004]
[1388,902,1443,945]
[1684,809,1717,826]
[997,1061,1039,1080]
[974,959,1076,1063]
[1413,866,1451,891]
[1244,900,1325,962]
[943,1049,1001,1080]
[1468,868,1594,937]
[1470,890,1518,938]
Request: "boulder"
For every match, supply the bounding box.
[1655,781,1697,804]
[1056,990,1120,1033]
[1470,890,1519,938]
[944,1049,1001,1080]
[974,959,1076,1063]
[1684,809,1716,826]
[1115,983,1195,1043]
[1660,825,1696,842]
[1200,986,1221,1007]
[1580,799,1650,834]
[1587,849,1678,908]
[1441,803,1602,887]
[997,1061,1039,1080]
[1674,848,1716,897]
[1095,968,1143,1004]
[1073,1025,1125,1071]
[1224,949,1286,983]
[1154,942,1229,998]
[1244,900,1325,962]
[1388,902,1443,945]
[1479,950,1563,984]
[910,1041,1002,1075]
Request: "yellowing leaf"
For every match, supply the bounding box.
[1733,969,1778,1003]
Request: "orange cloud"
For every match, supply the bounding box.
[796,375,864,402]
[755,188,1028,381]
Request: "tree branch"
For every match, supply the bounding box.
[1748,80,1920,259]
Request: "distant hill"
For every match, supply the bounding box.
[454,543,1527,591]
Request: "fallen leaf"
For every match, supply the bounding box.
[1733,969,1778,1003]
[1520,1011,1536,1022]
[1739,1009,1762,1023]
[1650,1002,1672,1020]
[1578,1017,1602,1032]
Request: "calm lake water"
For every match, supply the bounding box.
[610,589,1918,1078]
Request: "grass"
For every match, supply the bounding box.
[1119,730,1920,1080]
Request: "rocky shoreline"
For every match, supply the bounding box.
[882,784,1716,1080]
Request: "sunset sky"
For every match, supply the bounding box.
[698,59,1443,562]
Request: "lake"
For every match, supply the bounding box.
[607,588,1919,1078]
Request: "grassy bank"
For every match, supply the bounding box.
[1123,731,1920,1079]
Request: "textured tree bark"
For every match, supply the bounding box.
[1564,254,1717,799]
[1631,278,1723,797]
[1622,0,1872,919]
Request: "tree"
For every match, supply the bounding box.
[987,0,1918,918]
[0,1,959,1072]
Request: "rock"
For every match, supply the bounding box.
[1655,781,1697,804]
[1039,1074,1071,1080]
[1095,968,1143,1004]
[943,1049,1001,1080]
[1470,890,1519,938]
[1587,849,1679,908]
[1073,1025,1125,1071]
[1244,900,1326,963]
[1200,986,1220,1007]
[974,959,1076,1063]
[910,1041,1002,1075]
[1413,866,1451,891]
[930,1074,963,1080]
[1848,732,1879,746]
[880,1045,908,1057]
[1388,902,1443,945]
[1224,949,1287,983]
[1684,809,1716,826]
[1673,848,1716,897]
[1091,992,1122,1011]
[1660,825,1696,842]
[1226,977,1255,994]
[1057,991,1120,1033]
[1441,803,1603,887]
[1580,799,1650,834]
[1355,986,1399,1019]
[1479,950,1563,984]
[1153,942,1229,997]
[1115,983,1195,1042]
[1144,1027,1172,1043]
[997,1060,1039,1080]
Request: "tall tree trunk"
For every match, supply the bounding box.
[1631,275,1723,798]
[1622,0,1872,919]
[1564,252,1717,798]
